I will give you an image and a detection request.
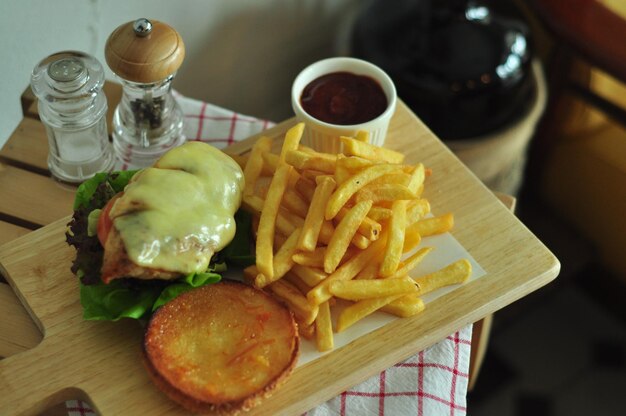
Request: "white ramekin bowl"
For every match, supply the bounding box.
[291,57,397,154]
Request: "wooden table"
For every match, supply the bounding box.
[0,84,559,415]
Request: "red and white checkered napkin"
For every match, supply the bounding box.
[306,328,471,416]
[66,93,471,416]
[176,92,274,150]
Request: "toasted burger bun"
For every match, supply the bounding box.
[143,281,299,415]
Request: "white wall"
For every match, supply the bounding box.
[0,0,359,148]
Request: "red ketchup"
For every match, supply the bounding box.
[300,72,387,125]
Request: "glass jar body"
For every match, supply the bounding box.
[112,77,185,167]
[31,51,114,183]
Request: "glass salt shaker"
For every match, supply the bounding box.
[30,51,115,183]
[105,18,186,167]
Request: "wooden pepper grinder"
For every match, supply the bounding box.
[105,18,186,167]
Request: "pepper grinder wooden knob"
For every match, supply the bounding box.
[105,18,185,83]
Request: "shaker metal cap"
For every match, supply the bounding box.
[47,57,86,83]
[104,18,185,83]
[31,51,105,99]
[133,18,153,37]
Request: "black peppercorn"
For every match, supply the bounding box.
[130,97,164,129]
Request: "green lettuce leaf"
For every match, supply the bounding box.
[184,270,223,287]
[80,279,163,321]
[80,270,224,321]
[73,170,138,210]
[151,271,222,311]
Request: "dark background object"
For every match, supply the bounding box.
[351,0,535,140]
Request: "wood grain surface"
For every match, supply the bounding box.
[105,19,185,83]
[0,283,42,358]
[0,118,48,172]
[0,222,31,246]
[0,163,74,227]
[0,102,560,415]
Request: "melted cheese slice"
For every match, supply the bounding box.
[109,142,244,274]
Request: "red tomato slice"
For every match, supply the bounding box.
[97,193,121,247]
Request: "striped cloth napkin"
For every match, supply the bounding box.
[67,93,471,416]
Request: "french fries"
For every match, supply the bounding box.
[335,206,381,241]
[255,228,302,288]
[340,136,405,164]
[280,123,304,163]
[355,130,370,143]
[413,259,472,295]
[390,247,433,279]
[380,200,407,277]
[407,163,426,194]
[315,301,333,351]
[355,184,417,204]
[324,200,373,273]
[381,294,425,318]
[325,164,399,220]
[308,236,388,306]
[407,213,454,238]
[298,175,336,251]
[239,123,471,351]
[290,264,327,286]
[336,295,403,332]
[256,164,292,279]
[285,149,336,173]
[243,136,272,196]
[292,246,326,268]
[268,279,318,325]
[329,277,418,300]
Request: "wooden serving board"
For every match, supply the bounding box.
[0,102,560,415]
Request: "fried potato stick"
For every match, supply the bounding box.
[325,164,398,220]
[381,294,425,318]
[335,205,382,240]
[292,247,326,268]
[336,294,404,332]
[243,136,272,196]
[412,258,472,295]
[355,130,370,143]
[256,164,292,279]
[307,234,388,306]
[280,122,305,163]
[298,175,336,251]
[380,200,408,277]
[285,149,336,173]
[268,278,318,325]
[324,200,373,273]
[255,228,302,288]
[290,264,327,287]
[329,277,418,301]
[390,247,433,278]
[340,136,405,164]
[315,301,333,352]
[407,163,425,194]
[407,213,454,238]
[355,184,417,204]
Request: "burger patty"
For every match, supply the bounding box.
[101,227,182,284]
